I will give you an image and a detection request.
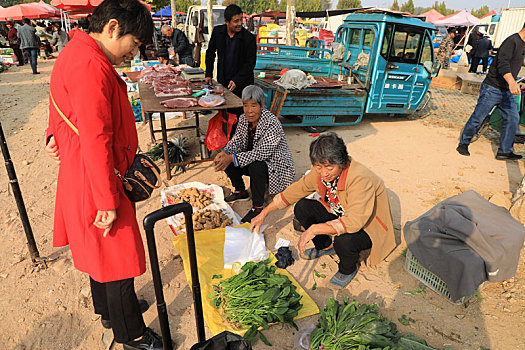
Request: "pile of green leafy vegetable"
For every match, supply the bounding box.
[144,135,187,172]
[310,297,436,350]
[208,258,303,346]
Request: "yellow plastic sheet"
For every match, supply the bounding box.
[172,223,319,336]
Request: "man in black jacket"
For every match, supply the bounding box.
[457,25,525,160]
[161,24,194,66]
[204,4,256,98]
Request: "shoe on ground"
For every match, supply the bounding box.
[293,217,304,235]
[329,268,359,288]
[300,247,335,260]
[224,190,249,203]
[456,144,470,156]
[33,72,40,74]
[100,299,149,329]
[241,207,263,223]
[123,327,163,350]
[496,152,522,160]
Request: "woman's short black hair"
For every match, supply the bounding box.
[224,4,243,22]
[89,0,154,44]
[309,132,350,168]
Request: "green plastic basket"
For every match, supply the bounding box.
[405,249,473,305]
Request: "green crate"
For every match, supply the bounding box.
[405,249,473,305]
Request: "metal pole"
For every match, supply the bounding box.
[207,0,214,38]
[170,0,177,28]
[0,120,41,264]
[286,0,296,46]
[143,202,206,348]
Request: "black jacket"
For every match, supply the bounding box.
[485,33,525,91]
[475,38,493,58]
[171,28,192,58]
[205,25,256,96]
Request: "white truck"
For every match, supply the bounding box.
[466,7,525,51]
[184,5,226,48]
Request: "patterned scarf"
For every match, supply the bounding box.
[321,176,345,218]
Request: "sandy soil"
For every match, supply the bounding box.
[0,60,524,350]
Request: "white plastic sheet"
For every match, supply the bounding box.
[223,226,269,269]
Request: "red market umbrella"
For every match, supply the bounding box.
[0,3,50,20]
[37,1,61,17]
[51,0,149,12]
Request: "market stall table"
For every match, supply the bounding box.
[138,81,242,181]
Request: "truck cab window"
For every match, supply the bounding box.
[489,24,496,35]
[420,34,433,64]
[390,26,422,63]
[363,29,374,47]
[381,24,393,58]
[349,29,362,46]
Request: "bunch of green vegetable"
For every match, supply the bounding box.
[145,135,187,172]
[208,258,303,346]
[310,297,436,350]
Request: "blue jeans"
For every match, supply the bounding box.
[26,48,38,73]
[459,82,519,153]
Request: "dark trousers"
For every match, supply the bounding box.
[470,57,489,73]
[25,48,38,73]
[13,48,24,66]
[224,161,268,207]
[90,277,146,343]
[294,198,372,275]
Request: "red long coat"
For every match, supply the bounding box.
[47,31,145,283]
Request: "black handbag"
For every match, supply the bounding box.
[117,154,161,202]
[50,92,161,202]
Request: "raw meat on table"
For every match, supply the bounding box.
[160,97,198,108]
[154,86,193,97]
[198,94,225,108]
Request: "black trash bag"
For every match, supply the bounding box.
[275,246,294,269]
[190,331,252,350]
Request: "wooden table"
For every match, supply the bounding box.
[138,81,242,181]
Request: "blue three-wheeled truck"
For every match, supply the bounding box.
[254,9,441,132]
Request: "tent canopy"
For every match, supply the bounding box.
[152,6,185,18]
[420,9,443,23]
[0,3,51,21]
[51,0,150,13]
[432,9,479,26]
[481,10,497,19]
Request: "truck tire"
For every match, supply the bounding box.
[303,126,329,133]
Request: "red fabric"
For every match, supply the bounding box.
[47,31,145,283]
[7,27,19,48]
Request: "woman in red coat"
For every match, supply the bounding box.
[45,1,163,349]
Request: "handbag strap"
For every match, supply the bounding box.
[49,91,127,183]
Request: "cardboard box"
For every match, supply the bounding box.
[431,69,460,90]
[457,72,484,95]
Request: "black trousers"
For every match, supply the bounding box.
[224,161,268,207]
[294,198,372,275]
[470,57,489,73]
[90,277,146,343]
[13,48,24,66]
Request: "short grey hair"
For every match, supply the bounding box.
[161,24,172,33]
[309,132,349,168]
[241,85,265,107]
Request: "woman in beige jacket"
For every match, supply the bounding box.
[251,132,396,288]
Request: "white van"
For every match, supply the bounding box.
[184,5,226,48]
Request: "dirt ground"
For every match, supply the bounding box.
[0,59,524,350]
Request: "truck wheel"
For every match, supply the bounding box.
[303,126,329,133]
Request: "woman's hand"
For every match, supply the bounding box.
[214,151,233,172]
[250,211,267,234]
[45,136,60,164]
[93,210,117,238]
[297,226,318,253]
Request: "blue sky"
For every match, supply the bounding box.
[360,0,525,11]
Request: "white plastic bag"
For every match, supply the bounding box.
[223,226,269,269]
[275,69,317,90]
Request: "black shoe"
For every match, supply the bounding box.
[224,190,249,202]
[293,217,304,234]
[101,319,111,329]
[456,144,470,156]
[241,207,263,223]
[100,299,149,329]
[496,152,522,160]
[33,72,40,74]
[123,327,163,350]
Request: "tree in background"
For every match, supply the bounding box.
[297,0,323,11]
[336,0,362,10]
[151,0,197,12]
[391,0,400,11]
[413,6,428,15]
[432,1,455,16]
[222,0,236,6]
[400,0,414,14]
[471,5,489,18]
[320,0,332,11]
